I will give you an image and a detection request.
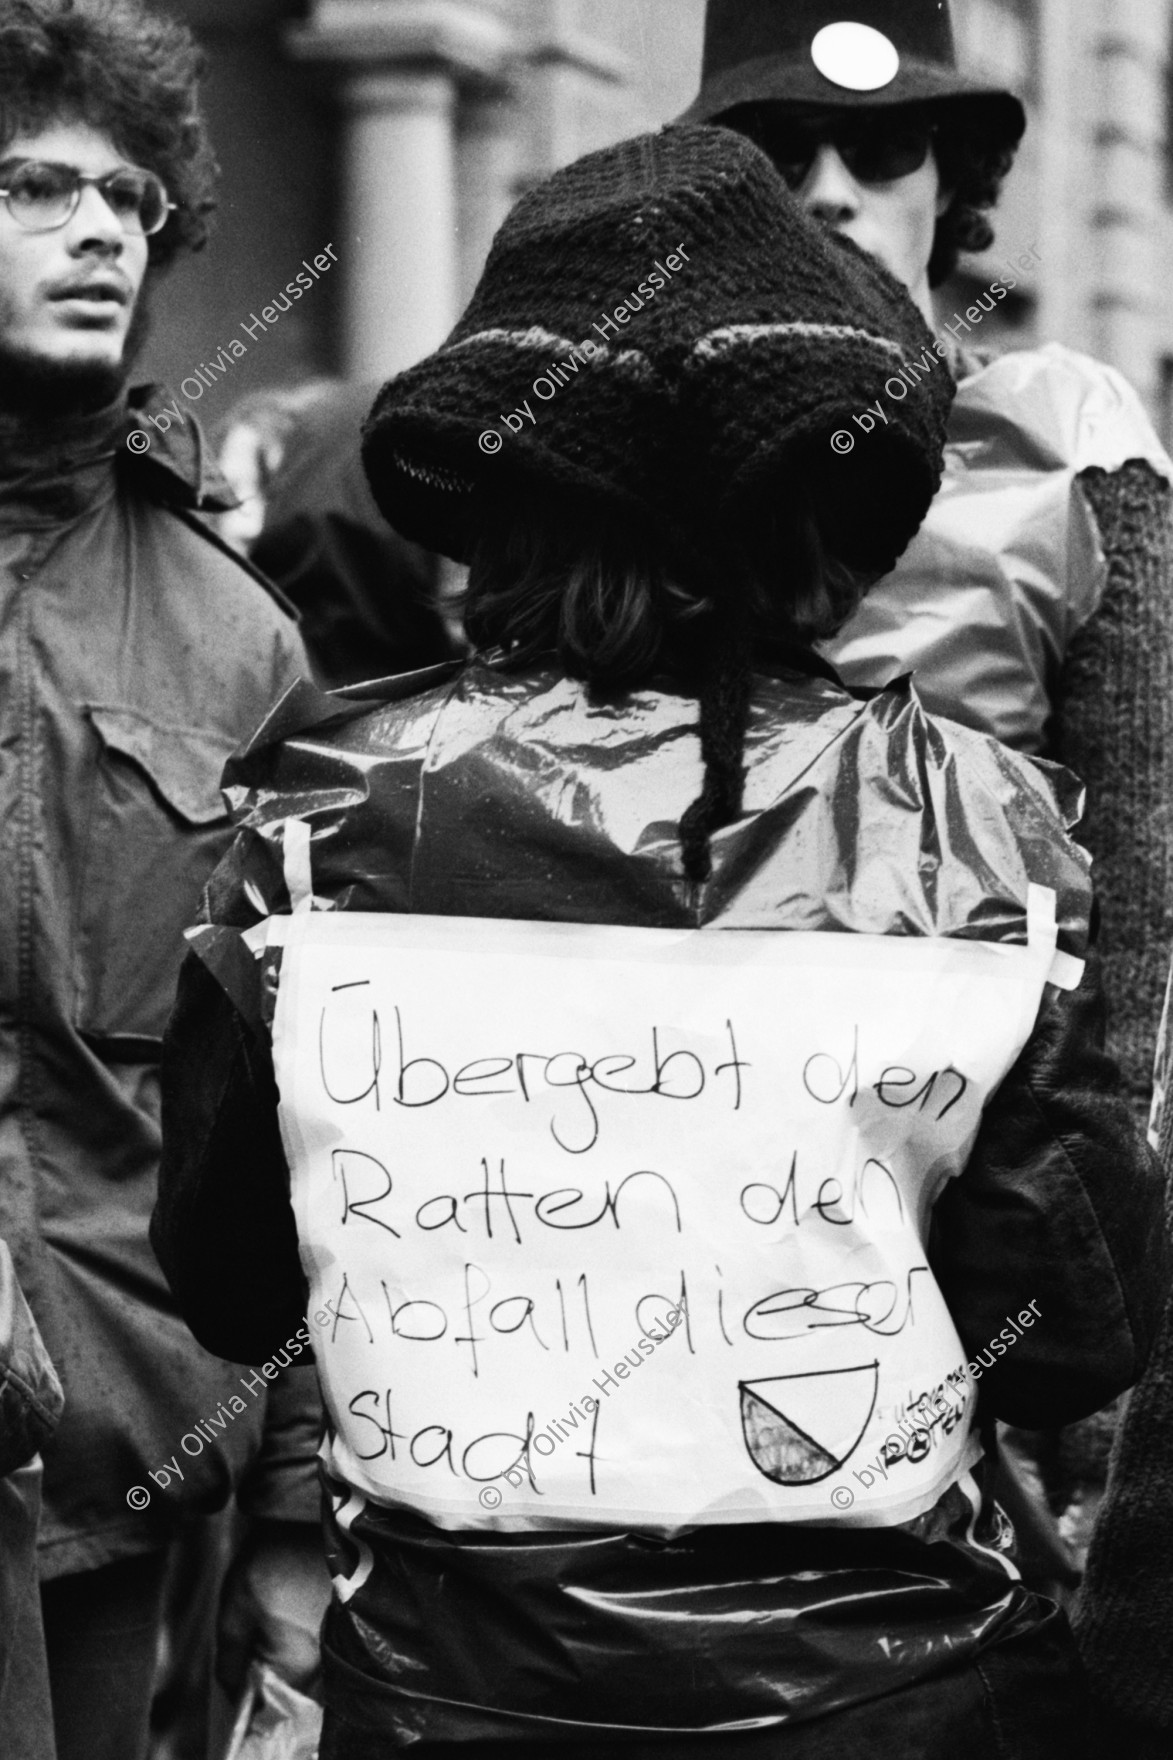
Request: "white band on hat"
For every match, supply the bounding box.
[448,325,653,381]
[693,322,905,362]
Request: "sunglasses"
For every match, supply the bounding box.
[0,159,174,236]
[757,117,938,189]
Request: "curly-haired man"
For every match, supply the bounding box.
[0,6,323,1758]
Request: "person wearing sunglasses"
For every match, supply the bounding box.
[683,0,1173,1702]
[724,104,948,323]
[685,0,1173,1112]
[0,6,328,1760]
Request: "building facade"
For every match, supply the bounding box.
[147,0,1173,441]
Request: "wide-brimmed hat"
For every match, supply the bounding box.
[680,0,1025,148]
[362,124,952,581]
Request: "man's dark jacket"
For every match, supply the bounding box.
[0,390,310,1578]
[0,1235,62,1760]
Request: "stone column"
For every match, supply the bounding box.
[515,0,631,181]
[1085,0,1167,403]
[290,1,515,379]
[456,89,519,307]
[1033,0,1083,351]
[341,69,459,378]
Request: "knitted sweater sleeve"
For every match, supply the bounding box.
[1053,459,1173,1125]
[1072,1055,1173,1734]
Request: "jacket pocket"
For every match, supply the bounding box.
[74,706,236,1049]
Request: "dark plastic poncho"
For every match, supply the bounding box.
[175,654,1125,1747]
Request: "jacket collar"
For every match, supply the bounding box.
[123,385,239,514]
[0,382,238,531]
[0,395,124,529]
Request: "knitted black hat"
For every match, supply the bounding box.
[363,125,951,584]
[680,0,1025,150]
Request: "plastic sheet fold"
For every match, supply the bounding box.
[197,657,1089,1001]
[826,341,1173,753]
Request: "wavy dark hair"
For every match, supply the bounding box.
[464,479,869,885]
[724,101,1019,290]
[927,107,1019,287]
[0,0,215,267]
[464,481,866,692]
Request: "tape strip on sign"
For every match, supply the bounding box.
[1026,883,1084,991]
[270,905,1060,1535]
[282,816,315,914]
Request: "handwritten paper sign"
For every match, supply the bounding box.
[270,904,1064,1533]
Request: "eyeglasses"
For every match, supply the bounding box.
[0,159,174,236]
[759,117,937,190]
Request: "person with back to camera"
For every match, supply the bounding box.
[152,124,1167,1760]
